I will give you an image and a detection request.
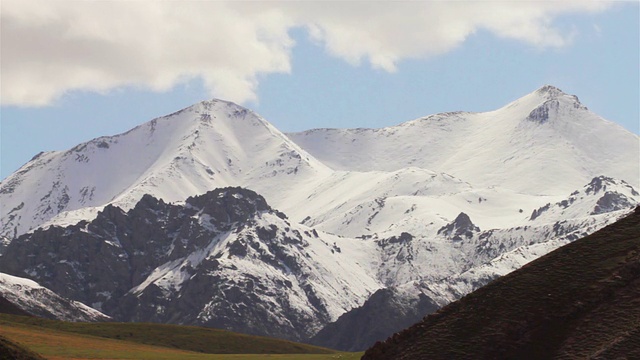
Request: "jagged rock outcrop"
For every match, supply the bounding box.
[0,85,638,350]
[0,187,379,341]
[0,188,274,312]
[437,212,480,240]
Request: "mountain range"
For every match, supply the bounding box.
[362,206,640,360]
[0,85,638,350]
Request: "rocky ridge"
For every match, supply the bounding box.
[0,187,379,340]
[0,86,638,350]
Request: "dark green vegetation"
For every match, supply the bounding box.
[363,207,640,360]
[0,314,334,356]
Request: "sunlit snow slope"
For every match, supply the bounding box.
[0,99,330,238]
[1,86,637,241]
[289,85,639,195]
[0,272,109,321]
[0,85,638,349]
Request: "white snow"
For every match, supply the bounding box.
[0,272,109,321]
[0,85,638,333]
[2,87,637,244]
[288,86,639,195]
[0,272,43,289]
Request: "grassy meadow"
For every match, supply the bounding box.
[0,314,362,360]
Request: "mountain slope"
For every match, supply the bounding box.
[0,99,330,239]
[0,335,45,360]
[0,296,32,317]
[3,86,638,242]
[362,207,640,360]
[0,85,637,351]
[0,187,380,341]
[307,177,638,351]
[0,273,109,322]
[289,85,639,195]
[308,283,439,351]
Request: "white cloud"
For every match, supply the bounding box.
[1,0,611,107]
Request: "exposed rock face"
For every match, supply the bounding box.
[0,86,638,351]
[526,99,560,124]
[362,207,640,360]
[113,217,337,340]
[0,188,274,312]
[0,187,378,341]
[525,86,587,124]
[592,191,635,215]
[0,295,32,316]
[437,212,480,240]
[308,285,439,351]
[530,176,639,223]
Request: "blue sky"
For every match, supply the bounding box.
[1,1,638,179]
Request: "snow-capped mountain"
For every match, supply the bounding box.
[438,176,640,299]
[0,85,637,349]
[0,99,330,239]
[0,188,379,340]
[2,86,637,242]
[0,272,109,322]
[310,177,638,350]
[288,85,638,195]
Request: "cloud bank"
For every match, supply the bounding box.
[1,0,610,107]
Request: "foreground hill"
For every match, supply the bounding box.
[0,335,44,360]
[363,207,640,360]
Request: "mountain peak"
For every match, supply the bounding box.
[532,84,585,107]
[437,212,480,240]
[523,85,587,124]
[535,84,566,98]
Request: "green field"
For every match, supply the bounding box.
[0,314,362,360]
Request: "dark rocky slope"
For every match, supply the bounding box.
[0,187,369,341]
[363,207,640,360]
[308,286,439,351]
[0,296,31,317]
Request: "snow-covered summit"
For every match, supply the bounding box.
[2,85,637,241]
[0,99,330,238]
[288,85,638,194]
[0,85,638,350]
[533,84,581,102]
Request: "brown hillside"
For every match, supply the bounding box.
[363,207,640,360]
